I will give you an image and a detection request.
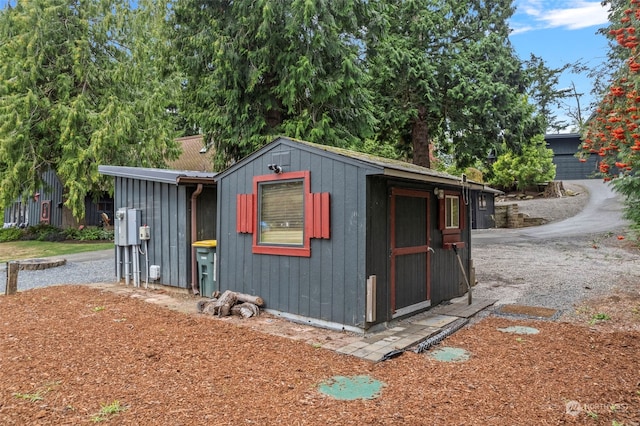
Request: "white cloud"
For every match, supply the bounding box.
[513,1,609,32]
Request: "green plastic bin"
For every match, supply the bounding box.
[193,240,217,297]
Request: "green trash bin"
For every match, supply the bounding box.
[192,240,217,297]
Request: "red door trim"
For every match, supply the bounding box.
[390,188,431,314]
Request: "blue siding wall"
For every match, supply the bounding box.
[218,144,370,328]
[113,176,216,289]
[3,169,64,227]
[3,168,112,228]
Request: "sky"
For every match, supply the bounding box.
[508,0,612,132]
[0,0,612,132]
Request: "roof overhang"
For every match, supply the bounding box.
[98,165,217,185]
[382,168,502,194]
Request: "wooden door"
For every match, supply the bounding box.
[390,188,431,316]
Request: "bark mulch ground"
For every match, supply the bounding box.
[1,284,639,425]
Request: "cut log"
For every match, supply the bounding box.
[233,292,264,306]
[197,290,263,318]
[231,303,260,318]
[543,181,564,198]
[215,290,237,317]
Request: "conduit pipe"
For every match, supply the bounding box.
[190,184,203,295]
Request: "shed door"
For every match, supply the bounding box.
[390,188,431,317]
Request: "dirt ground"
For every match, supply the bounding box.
[1,182,639,425]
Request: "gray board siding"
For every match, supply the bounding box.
[546,134,601,180]
[365,177,468,323]
[113,176,191,288]
[4,169,64,227]
[218,141,471,329]
[217,144,372,328]
[553,155,600,180]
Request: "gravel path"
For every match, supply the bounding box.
[0,251,116,293]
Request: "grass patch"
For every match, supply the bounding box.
[13,381,61,403]
[90,400,128,422]
[589,312,611,325]
[13,392,44,402]
[0,241,113,263]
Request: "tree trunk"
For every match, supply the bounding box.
[411,105,431,168]
[543,181,564,198]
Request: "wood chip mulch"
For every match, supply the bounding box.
[1,285,639,425]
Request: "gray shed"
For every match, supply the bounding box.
[545,133,600,180]
[216,137,491,332]
[98,166,217,292]
[470,186,502,229]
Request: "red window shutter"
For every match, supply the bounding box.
[309,192,330,239]
[236,194,254,233]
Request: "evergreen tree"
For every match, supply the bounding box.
[171,0,376,167]
[0,0,181,219]
[367,0,542,169]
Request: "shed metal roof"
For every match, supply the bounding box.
[98,165,217,185]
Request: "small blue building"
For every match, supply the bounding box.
[215,137,493,332]
[545,133,599,180]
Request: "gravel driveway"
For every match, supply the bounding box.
[472,180,640,316]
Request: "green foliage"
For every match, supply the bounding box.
[0,224,112,243]
[613,176,640,238]
[523,54,580,131]
[172,0,376,168]
[90,400,127,422]
[63,226,114,241]
[21,224,65,242]
[463,168,484,183]
[589,312,611,325]
[349,139,404,160]
[0,227,23,242]
[13,392,44,402]
[581,0,640,232]
[366,0,544,169]
[0,0,181,219]
[489,135,556,191]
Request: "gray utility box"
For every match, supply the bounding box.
[192,240,217,297]
[114,208,142,247]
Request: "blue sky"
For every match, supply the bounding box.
[1,0,611,131]
[509,1,611,131]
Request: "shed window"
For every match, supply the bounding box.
[478,193,487,211]
[438,191,465,249]
[258,180,304,245]
[236,170,330,257]
[445,195,460,229]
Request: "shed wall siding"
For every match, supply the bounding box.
[113,176,196,289]
[218,145,368,328]
[4,169,64,227]
[365,178,469,322]
[546,135,601,180]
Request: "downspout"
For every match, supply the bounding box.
[190,184,204,295]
